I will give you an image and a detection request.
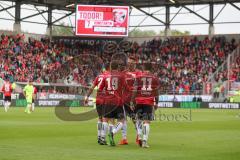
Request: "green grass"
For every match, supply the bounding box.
[0,107,240,160]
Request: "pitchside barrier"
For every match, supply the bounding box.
[158,102,240,109]
[1,93,214,101]
[0,99,239,109]
[0,92,239,109]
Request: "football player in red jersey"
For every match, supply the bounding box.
[1,78,13,112]
[101,54,130,146]
[118,57,140,145]
[84,63,110,145]
[134,63,160,148]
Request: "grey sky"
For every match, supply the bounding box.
[0,1,239,35]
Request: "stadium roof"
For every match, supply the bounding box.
[1,0,239,36]
[7,0,240,11]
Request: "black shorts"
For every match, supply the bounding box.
[32,98,35,103]
[103,105,124,119]
[124,103,136,120]
[96,104,103,118]
[4,96,11,102]
[135,104,154,121]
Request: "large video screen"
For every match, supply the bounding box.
[75,5,129,37]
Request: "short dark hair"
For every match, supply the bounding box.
[104,62,110,71]
[143,63,152,71]
[110,60,120,70]
[111,52,128,66]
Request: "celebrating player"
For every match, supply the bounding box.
[134,63,160,148]
[23,80,35,114]
[84,63,109,145]
[119,57,139,145]
[95,54,129,146]
[102,60,125,146]
[1,78,13,112]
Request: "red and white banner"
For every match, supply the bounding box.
[75,5,129,37]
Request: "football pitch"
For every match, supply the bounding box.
[0,107,240,160]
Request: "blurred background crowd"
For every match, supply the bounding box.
[0,33,239,94]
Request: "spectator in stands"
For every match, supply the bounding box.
[0,33,237,95]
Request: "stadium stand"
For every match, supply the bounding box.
[230,56,240,82]
[0,33,238,95]
[129,36,237,94]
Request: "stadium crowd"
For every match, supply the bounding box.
[0,33,238,94]
[131,37,237,93]
[230,56,240,82]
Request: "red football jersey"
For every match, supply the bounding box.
[123,71,140,103]
[103,70,126,106]
[92,72,107,105]
[135,71,159,106]
[1,82,12,97]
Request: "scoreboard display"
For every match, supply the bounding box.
[75,5,129,37]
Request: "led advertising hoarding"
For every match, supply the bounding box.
[75,5,129,37]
